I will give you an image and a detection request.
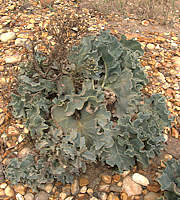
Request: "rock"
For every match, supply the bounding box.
[71,179,79,195]
[0,188,5,196]
[4,54,22,64]
[117,181,122,187]
[109,185,122,193]
[24,192,35,200]
[14,184,26,195]
[98,184,110,192]
[0,183,7,189]
[163,134,168,142]
[62,185,71,196]
[44,183,53,193]
[16,193,24,200]
[0,32,16,42]
[59,192,67,200]
[146,44,155,50]
[141,20,149,26]
[15,38,28,46]
[8,125,19,135]
[120,192,128,200]
[122,176,142,196]
[98,192,107,200]
[144,192,161,200]
[87,188,94,196]
[147,184,160,193]
[80,186,87,193]
[89,197,98,200]
[77,193,88,200]
[35,191,49,200]
[112,174,121,183]
[65,197,74,200]
[79,177,89,186]
[121,170,130,178]
[18,147,31,158]
[107,192,119,200]
[101,175,112,184]
[132,173,149,186]
[4,185,15,197]
[0,66,4,72]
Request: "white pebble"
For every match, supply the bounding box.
[132,173,149,186]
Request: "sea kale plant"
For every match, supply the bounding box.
[5,31,172,190]
[157,159,180,200]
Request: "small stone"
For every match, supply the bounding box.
[101,175,112,184]
[163,134,168,142]
[44,183,53,193]
[87,188,94,196]
[89,197,98,200]
[24,192,34,200]
[120,192,128,200]
[14,184,26,195]
[112,174,121,183]
[117,181,122,187]
[109,185,122,193]
[0,183,7,189]
[107,192,119,200]
[144,192,161,200]
[0,188,5,196]
[8,126,19,135]
[15,38,28,46]
[172,127,179,138]
[0,32,16,42]
[79,177,89,186]
[146,44,155,50]
[71,179,79,195]
[4,185,15,197]
[147,184,160,193]
[35,191,49,200]
[122,176,142,196]
[98,192,107,200]
[77,193,88,200]
[16,193,24,200]
[5,54,22,64]
[98,184,110,192]
[80,186,87,193]
[59,192,67,200]
[0,113,5,126]
[0,66,4,72]
[141,20,149,26]
[132,173,149,186]
[62,185,71,196]
[65,197,74,200]
[18,147,31,158]
[164,154,173,161]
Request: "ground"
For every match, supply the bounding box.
[0,0,179,199]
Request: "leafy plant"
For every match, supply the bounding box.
[5,31,172,190]
[157,159,180,200]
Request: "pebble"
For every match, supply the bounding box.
[79,177,89,186]
[147,44,155,50]
[0,188,5,196]
[24,192,35,200]
[65,197,74,200]
[4,185,15,197]
[112,174,121,183]
[147,184,160,193]
[163,134,168,142]
[109,185,122,193]
[16,193,24,200]
[117,182,122,187]
[122,176,142,196]
[0,66,4,72]
[98,184,110,192]
[59,192,67,200]
[14,184,26,195]
[89,197,98,200]
[80,186,87,193]
[62,185,71,196]
[0,182,7,189]
[87,188,94,196]
[71,179,79,195]
[101,175,112,184]
[44,183,53,193]
[107,192,119,200]
[132,173,149,186]
[0,32,16,42]
[4,54,22,64]
[98,192,107,200]
[144,192,161,200]
[15,38,28,46]
[35,191,49,200]
[121,171,130,178]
